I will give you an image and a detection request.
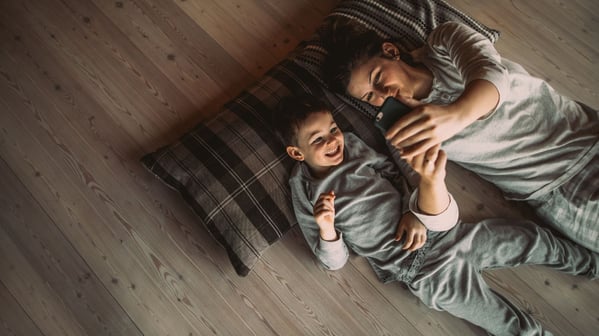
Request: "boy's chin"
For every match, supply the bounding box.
[328,153,344,166]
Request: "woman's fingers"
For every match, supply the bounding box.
[386,115,422,143]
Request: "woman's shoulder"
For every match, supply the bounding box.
[426,21,486,49]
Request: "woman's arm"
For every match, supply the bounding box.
[387,22,506,159]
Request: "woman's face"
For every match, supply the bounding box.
[346,53,415,107]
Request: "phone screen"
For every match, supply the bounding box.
[374,97,411,132]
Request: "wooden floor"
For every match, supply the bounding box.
[0,0,597,335]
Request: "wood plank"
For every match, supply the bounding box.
[0,226,88,336]
[450,0,599,107]
[485,268,596,336]
[90,0,254,110]
[1,0,205,144]
[173,0,286,76]
[0,158,143,336]
[0,281,44,336]
[0,47,245,336]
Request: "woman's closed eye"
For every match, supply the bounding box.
[364,71,382,102]
[373,71,382,86]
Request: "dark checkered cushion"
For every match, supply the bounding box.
[141,0,499,276]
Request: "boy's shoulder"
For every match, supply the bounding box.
[343,131,366,148]
[343,131,377,158]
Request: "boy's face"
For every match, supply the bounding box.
[287,110,344,177]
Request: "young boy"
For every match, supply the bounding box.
[273,94,598,336]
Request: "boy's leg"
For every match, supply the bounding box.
[409,260,550,335]
[408,218,597,335]
[529,154,599,252]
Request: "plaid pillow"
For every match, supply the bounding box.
[141,0,499,276]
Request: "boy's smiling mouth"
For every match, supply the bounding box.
[325,145,342,157]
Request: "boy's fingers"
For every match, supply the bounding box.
[437,150,447,166]
[425,144,440,162]
[408,235,424,251]
[432,149,447,174]
[395,226,405,241]
[402,234,414,250]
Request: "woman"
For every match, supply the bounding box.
[323,19,599,252]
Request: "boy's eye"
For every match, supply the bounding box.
[365,92,373,102]
[312,137,324,145]
[330,126,338,134]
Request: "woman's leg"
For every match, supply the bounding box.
[529,155,599,252]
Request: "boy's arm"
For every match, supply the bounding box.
[296,206,349,270]
[408,145,459,231]
[289,173,349,270]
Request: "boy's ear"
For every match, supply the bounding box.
[381,42,399,58]
[286,146,304,161]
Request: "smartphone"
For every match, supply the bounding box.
[374,97,411,132]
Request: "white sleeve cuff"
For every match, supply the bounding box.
[317,231,349,270]
[409,189,460,231]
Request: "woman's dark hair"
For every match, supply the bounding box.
[321,17,413,95]
[272,94,332,147]
[321,17,388,94]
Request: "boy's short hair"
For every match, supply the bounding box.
[272,95,332,146]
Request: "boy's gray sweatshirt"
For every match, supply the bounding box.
[289,132,458,284]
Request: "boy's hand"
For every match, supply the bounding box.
[314,191,337,241]
[395,212,427,251]
[407,144,447,185]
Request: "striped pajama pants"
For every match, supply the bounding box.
[529,154,598,253]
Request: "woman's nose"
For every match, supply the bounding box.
[373,92,389,106]
[373,87,391,105]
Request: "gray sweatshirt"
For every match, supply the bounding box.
[416,22,598,200]
[289,132,459,284]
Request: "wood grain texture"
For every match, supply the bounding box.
[0,0,597,335]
